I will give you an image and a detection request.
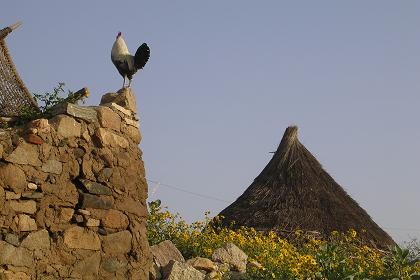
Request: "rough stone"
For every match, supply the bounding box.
[27,183,38,190]
[95,128,128,148]
[102,230,132,255]
[0,164,27,193]
[116,151,131,167]
[101,89,137,113]
[50,115,81,138]
[116,197,147,217]
[4,142,42,166]
[98,148,114,167]
[58,207,74,222]
[151,240,185,269]
[81,155,94,179]
[101,209,129,229]
[21,192,44,199]
[63,226,101,250]
[186,257,217,272]
[26,133,43,145]
[28,119,50,134]
[124,117,139,128]
[72,147,85,159]
[82,129,91,142]
[50,102,98,123]
[71,251,101,278]
[80,179,112,195]
[9,200,37,214]
[162,260,205,280]
[116,88,137,113]
[0,187,4,212]
[98,168,113,182]
[74,214,84,224]
[0,241,34,267]
[101,257,127,273]
[100,92,119,105]
[40,182,79,206]
[41,159,63,175]
[124,125,141,144]
[149,262,162,280]
[15,214,38,231]
[0,270,31,280]
[21,229,51,250]
[212,243,248,273]
[86,218,100,227]
[78,209,91,216]
[96,106,121,131]
[110,102,132,116]
[4,233,20,246]
[81,193,114,209]
[5,191,21,200]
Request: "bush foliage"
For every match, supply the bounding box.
[18,83,89,124]
[147,200,420,280]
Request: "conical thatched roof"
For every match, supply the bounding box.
[219,126,394,246]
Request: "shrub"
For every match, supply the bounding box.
[18,82,89,124]
[147,200,420,279]
[406,238,420,263]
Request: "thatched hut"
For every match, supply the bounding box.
[219,126,394,246]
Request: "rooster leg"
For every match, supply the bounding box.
[128,79,132,88]
[122,76,126,88]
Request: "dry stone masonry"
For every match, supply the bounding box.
[0,88,151,280]
[150,240,253,280]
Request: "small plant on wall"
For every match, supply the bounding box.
[17,82,89,124]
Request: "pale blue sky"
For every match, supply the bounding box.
[3,1,420,243]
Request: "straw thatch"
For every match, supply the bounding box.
[0,22,39,117]
[219,126,394,246]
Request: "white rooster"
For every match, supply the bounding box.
[111,32,150,88]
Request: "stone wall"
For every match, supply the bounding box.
[0,88,151,280]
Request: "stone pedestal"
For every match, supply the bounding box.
[0,89,151,279]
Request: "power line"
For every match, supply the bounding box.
[382,227,420,232]
[145,178,420,233]
[146,178,230,203]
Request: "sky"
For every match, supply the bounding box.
[3,1,420,243]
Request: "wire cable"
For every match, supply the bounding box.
[146,178,230,203]
[146,178,420,233]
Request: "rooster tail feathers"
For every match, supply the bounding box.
[134,43,150,70]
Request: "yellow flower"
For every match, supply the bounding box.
[147,200,418,280]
